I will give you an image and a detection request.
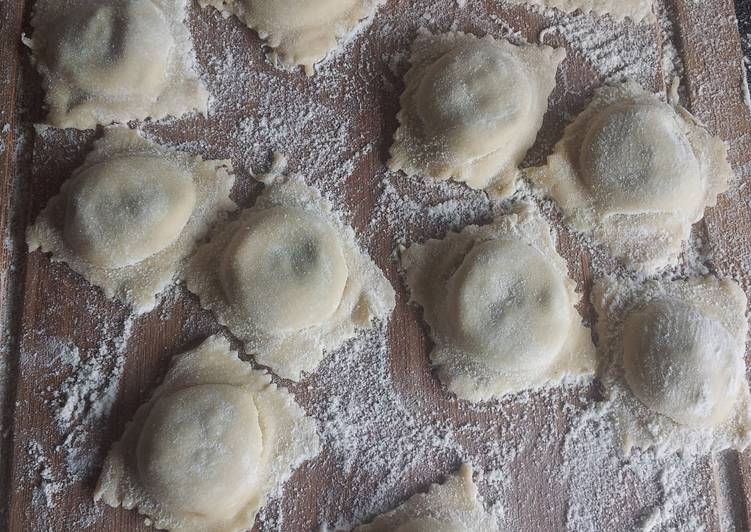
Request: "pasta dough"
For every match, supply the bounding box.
[27,127,236,314]
[593,276,751,453]
[527,81,731,272]
[26,0,209,129]
[504,0,655,21]
[95,334,320,531]
[199,0,384,75]
[390,31,565,197]
[400,203,595,401]
[355,464,499,531]
[184,178,396,380]
[219,207,348,332]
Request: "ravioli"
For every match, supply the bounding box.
[199,0,384,74]
[593,276,751,454]
[504,0,655,21]
[95,334,320,531]
[389,30,565,197]
[27,127,236,314]
[26,0,209,129]
[184,178,396,380]
[356,464,499,531]
[527,81,731,272]
[400,203,595,401]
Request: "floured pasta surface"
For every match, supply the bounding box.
[25,0,209,130]
[199,0,384,75]
[593,276,751,454]
[355,464,499,531]
[27,127,236,314]
[400,204,595,402]
[527,81,731,272]
[390,31,565,197]
[95,334,320,531]
[184,178,396,380]
[504,0,655,21]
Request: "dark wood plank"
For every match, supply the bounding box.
[0,0,36,527]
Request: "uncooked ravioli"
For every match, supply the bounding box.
[27,127,236,314]
[446,239,572,373]
[623,299,740,427]
[355,464,499,531]
[136,385,262,520]
[389,30,565,197]
[593,276,751,453]
[199,0,385,74]
[26,0,209,129]
[527,81,731,272]
[504,0,655,21]
[184,178,396,380]
[219,206,348,333]
[400,203,595,401]
[578,102,702,214]
[62,156,196,269]
[95,335,320,531]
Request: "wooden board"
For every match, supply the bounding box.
[1,0,751,530]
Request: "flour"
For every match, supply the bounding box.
[279,324,526,530]
[741,29,751,114]
[654,1,685,88]
[10,0,747,530]
[26,440,63,510]
[742,56,751,113]
[560,401,712,532]
[20,314,134,526]
[539,12,658,83]
[368,169,498,247]
[51,322,131,482]
[0,123,9,155]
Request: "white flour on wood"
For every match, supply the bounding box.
[9,0,749,530]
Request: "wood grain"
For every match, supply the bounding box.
[1,0,750,531]
[0,0,35,526]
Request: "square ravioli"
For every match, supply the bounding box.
[400,203,595,402]
[27,127,236,314]
[199,0,385,75]
[95,334,320,531]
[526,81,731,272]
[504,0,655,22]
[356,464,499,531]
[25,0,209,129]
[184,177,396,380]
[593,275,751,454]
[389,30,565,197]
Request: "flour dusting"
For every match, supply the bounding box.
[19,314,134,528]
[8,0,749,530]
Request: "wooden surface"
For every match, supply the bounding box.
[2,0,751,531]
